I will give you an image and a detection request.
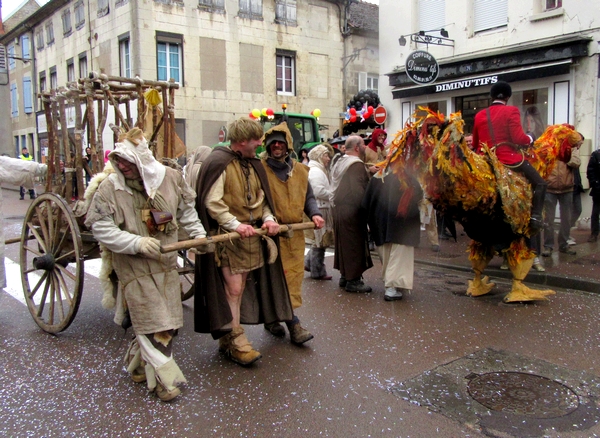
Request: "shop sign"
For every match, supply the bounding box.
[405,50,439,85]
[434,75,498,92]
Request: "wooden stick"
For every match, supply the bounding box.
[161,222,315,254]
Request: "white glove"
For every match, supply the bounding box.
[138,237,161,259]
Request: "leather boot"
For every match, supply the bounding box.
[529,182,547,231]
[264,322,285,337]
[286,316,314,345]
[224,327,262,366]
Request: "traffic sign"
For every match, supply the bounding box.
[373,106,387,125]
[218,126,227,142]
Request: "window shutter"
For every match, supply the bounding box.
[22,35,30,60]
[419,0,445,32]
[23,77,33,114]
[11,83,18,117]
[0,45,6,70]
[474,0,507,32]
[358,72,367,91]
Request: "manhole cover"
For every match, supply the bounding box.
[467,372,579,419]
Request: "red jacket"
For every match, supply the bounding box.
[472,102,532,165]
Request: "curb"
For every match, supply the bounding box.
[416,259,599,294]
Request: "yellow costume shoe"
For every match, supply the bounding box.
[503,257,556,302]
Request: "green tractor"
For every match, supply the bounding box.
[215,105,322,157]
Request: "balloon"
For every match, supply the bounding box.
[261,108,268,117]
[349,108,357,115]
[251,108,261,118]
[313,108,321,118]
[350,115,357,123]
[266,108,274,116]
[249,112,257,120]
[368,106,374,113]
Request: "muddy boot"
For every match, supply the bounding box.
[286,316,314,345]
[264,322,286,337]
[224,327,262,366]
[345,279,372,293]
[125,339,146,383]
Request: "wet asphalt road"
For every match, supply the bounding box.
[2,191,600,437]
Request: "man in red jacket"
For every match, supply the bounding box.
[472,81,547,230]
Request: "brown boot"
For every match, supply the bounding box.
[287,319,314,345]
[224,327,262,366]
[156,381,181,402]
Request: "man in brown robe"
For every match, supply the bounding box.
[261,122,323,344]
[194,117,293,366]
[330,135,373,292]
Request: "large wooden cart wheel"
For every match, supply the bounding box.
[20,193,84,333]
[177,250,195,302]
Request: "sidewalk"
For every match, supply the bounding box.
[415,224,600,294]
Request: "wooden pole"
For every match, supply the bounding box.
[161,222,315,254]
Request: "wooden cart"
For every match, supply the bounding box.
[16,72,189,333]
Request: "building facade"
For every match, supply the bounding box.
[0,0,378,161]
[379,0,600,218]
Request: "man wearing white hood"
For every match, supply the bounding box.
[85,128,207,402]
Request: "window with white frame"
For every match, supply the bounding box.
[8,45,15,70]
[119,36,131,78]
[74,1,85,29]
[46,22,55,44]
[11,83,18,117]
[36,29,44,50]
[21,35,31,61]
[239,0,262,19]
[198,0,225,12]
[275,0,296,24]
[67,59,75,82]
[358,72,379,94]
[23,76,33,114]
[62,9,72,35]
[544,0,562,10]
[79,54,87,79]
[156,33,182,83]
[276,51,295,96]
[474,0,507,33]
[419,0,445,33]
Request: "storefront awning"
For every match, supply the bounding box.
[391,59,573,99]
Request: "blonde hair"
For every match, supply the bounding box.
[227,117,264,143]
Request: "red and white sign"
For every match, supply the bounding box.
[373,106,387,125]
[218,127,227,142]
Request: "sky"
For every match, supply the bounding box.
[2,0,377,20]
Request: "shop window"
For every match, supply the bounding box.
[473,0,507,33]
[276,51,295,96]
[419,0,445,33]
[239,0,262,19]
[275,0,296,25]
[358,72,379,94]
[62,9,72,36]
[512,88,549,139]
[198,0,225,12]
[74,1,85,29]
[156,32,183,84]
[413,101,447,119]
[46,22,55,45]
[544,0,562,10]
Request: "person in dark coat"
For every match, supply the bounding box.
[194,117,293,366]
[587,148,600,242]
[362,172,423,301]
[330,135,373,293]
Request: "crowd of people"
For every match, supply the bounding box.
[64,81,596,403]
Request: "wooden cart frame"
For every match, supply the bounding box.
[17,73,187,333]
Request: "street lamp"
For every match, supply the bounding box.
[398,28,454,48]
